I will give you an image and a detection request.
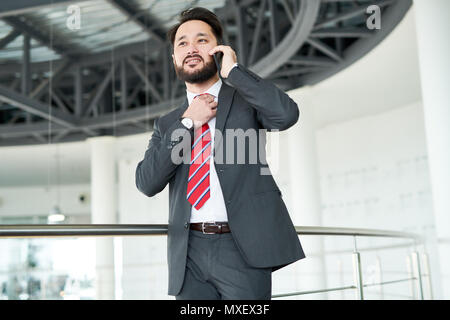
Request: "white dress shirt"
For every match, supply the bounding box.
[186,78,229,223]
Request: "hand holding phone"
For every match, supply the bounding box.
[209,45,237,78]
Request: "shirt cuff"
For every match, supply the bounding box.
[223,63,239,80]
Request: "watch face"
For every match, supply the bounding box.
[182,118,193,128]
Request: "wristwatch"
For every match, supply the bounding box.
[180,117,194,130]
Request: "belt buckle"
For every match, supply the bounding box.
[202,221,216,234]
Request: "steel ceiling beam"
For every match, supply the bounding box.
[74,66,83,117]
[127,56,163,103]
[268,66,326,79]
[216,0,259,16]
[251,0,321,77]
[162,45,170,100]
[0,29,21,49]
[78,98,182,130]
[0,39,164,75]
[21,34,31,96]
[2,16,85,57]
[106,0,164,44]
[0,132,91,146]
[313,0,393,31]
[310,27,374,38]
[0,0,414,146]
[233,2,250,66]
[306,38,343,62]
[248,0,267,65]
[82,63,119,117]
[0,121,65,137]
[0,84,77,128]
[120,60,127,112]
[279,0,294,24]
[50,88,72,115]
[288,56,337,67]
[30,60,74,100]
[267,0,281,49]
[0,97,184,138]
[0,0,79,18]
[301,0,412,86]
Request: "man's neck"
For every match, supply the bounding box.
[185,73,220,94]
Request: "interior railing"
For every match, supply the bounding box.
[0,224,431,300]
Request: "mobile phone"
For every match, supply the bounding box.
[213,52,223,76]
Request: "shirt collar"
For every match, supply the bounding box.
[186,78,222,105]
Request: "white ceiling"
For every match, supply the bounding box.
[0,6,423,187]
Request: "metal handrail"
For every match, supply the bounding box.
[294,226,421,241]
[0,224,422,241]
[0,224,168,238]
[0,224,428,300]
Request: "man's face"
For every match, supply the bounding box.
[172,20,218,83]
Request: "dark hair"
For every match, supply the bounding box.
[167,7,223,48]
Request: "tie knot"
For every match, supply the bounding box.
[194,93,214,99]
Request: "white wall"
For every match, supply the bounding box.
[315,100,437,299]
[0,184,91,218]
[317,100,432,232]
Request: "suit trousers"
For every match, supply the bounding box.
[176,229,272,300]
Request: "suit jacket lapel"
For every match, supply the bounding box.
[175,98,189,121]
[215,83,236,150]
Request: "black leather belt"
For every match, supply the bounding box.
[190,222,230,234]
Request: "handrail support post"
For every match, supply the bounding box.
[352,236,364,300]
[411,251,424,300]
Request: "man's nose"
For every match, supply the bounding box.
[186,43,199,55]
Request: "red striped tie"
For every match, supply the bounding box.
[187,122,211,209]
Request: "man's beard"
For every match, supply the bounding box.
[175,57,217,84]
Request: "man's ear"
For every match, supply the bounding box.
[172,53,176,66]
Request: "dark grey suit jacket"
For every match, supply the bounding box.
[136,64,305,296]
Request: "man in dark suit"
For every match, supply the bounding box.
[136,7,305,300]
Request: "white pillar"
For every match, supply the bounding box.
[287,93,327,299]
[88,136,118,299]
[414,0,450,299]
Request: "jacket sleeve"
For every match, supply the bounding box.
[223,64,299,131]
[135,117,192,197]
